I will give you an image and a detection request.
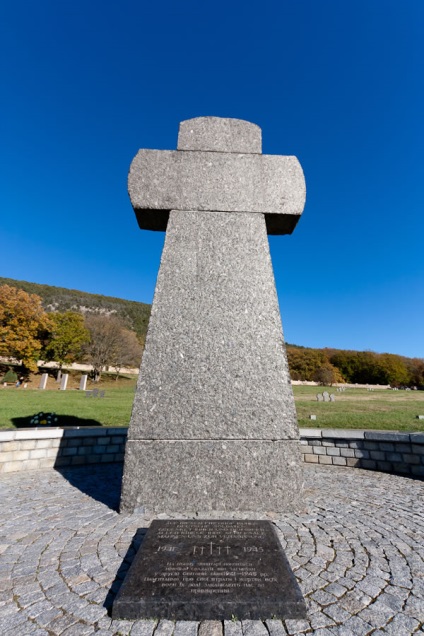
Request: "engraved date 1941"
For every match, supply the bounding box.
[156,543,265,556]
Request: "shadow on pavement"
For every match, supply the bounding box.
[56,463,124,511]
[104,527,148,612]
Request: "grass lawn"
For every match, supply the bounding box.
[0,379,137,429]
[294,385,424,431]
[1,380,423,432]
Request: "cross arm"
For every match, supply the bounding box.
[128,149,306,235]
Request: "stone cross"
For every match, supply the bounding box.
[120,117,306,514]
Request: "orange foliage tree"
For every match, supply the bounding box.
[0,284,51,372]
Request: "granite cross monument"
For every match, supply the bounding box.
[120,117,306,514]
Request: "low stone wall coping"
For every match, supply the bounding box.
[0,427,128,442]
[363,431,411,442]
[13,428,65,440]
[0,427,422,444]
[410,433,424,443]
[320,429,365,440]
[302,429,424,443]
[297,428,322,437]
[62,428,108,438]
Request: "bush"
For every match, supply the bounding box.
[2,369,18,384]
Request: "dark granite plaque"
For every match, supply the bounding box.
[112,520,307,621]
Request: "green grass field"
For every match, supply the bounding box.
[1,382,423,432]
[0,380,137,429]
[294,385,424,431]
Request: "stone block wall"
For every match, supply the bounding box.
[300,428,424,477]
[0,427,423,477]
[0,428,127,473]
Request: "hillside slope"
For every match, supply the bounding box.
[0,277,151,341]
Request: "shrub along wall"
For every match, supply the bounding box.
[0,427,423,477]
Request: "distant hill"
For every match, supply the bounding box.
[0,277,151,341]
[1,276,422,387]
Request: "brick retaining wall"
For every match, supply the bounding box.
[0,428,126,473]
[0,427,423,476]
[300,428,424,477]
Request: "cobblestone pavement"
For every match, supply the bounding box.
[0,464,423,636]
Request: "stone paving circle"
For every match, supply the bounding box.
[0,463,423,635]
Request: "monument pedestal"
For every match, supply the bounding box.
[122,440,302,513]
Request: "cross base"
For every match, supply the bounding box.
[120,440,303,513]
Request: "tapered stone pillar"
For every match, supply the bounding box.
[120,117,306,514]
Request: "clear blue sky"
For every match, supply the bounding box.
[1,1,423,358]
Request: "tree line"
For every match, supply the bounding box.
[287,345,424,388]
[0,284,143,380]
[1,283,423,387]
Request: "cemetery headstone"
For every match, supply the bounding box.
[309,414,317,420]
[329,394,335,402]
[79,375,88,391]
[322,391,330,402]
[60,374,69,391]
[38,373,48,390]
[85,388,105,398]
[120,117,306,514]
[316,393,323,402]
[112,520,307,620]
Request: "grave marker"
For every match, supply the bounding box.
[60,374,68,391]
[79,375,88,391]
[120,117,306,514]
[38,373,48,390]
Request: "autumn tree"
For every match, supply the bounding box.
[330,350,379,384]
[330,350,411,386]
[43,311,90,373]
[313,362,345,386]
[83,314,143,381]
[286,346,328,381]
[405,358,424,389]
[375,353,409,387]
[0,284,51,372]
[108,327,143,380]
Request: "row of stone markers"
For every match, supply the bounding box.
[38,373,88,391]
[316,391,335,402]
